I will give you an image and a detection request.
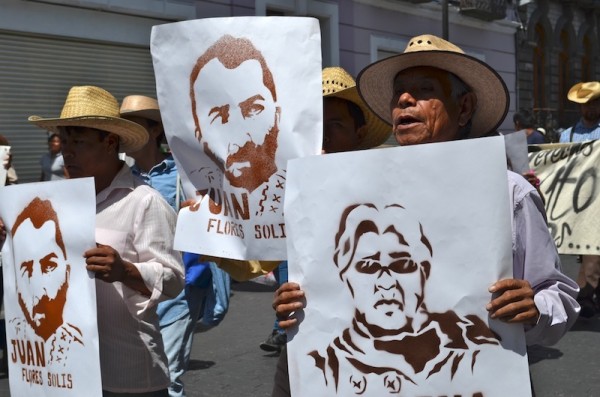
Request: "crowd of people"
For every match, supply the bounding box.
[0,32,591,397]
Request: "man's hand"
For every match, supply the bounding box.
[84,243,151,296]
[273,282,305,329]
[487,278,539,325]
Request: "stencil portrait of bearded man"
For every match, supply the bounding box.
[307,203,501,396]
[191,35,283,205]
[151,18,322,260]
[10,197,84,365]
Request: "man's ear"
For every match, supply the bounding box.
[356,125,368,145]
[457,92,477,127]
[106,133,120,153]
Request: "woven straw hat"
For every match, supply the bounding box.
[323,67,391,149]
[120,95,162,122]
[357,34,509,138]
[567,82,600,104]
[28,86,148,152]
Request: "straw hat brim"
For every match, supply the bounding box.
[28,115,148,153]
[357,50,509,138]
[325,86,392,149]
[120,109,162,123]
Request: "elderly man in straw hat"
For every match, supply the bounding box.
[559,81,600,317]
[25,85,185,397]
[273,35,579,395]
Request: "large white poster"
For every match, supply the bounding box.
[151,17,322,260]
[285,137,531,396]
[0,178,102,397]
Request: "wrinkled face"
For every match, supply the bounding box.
[48,136,61,154]
[342,215,430,333]
[194,59,279,190]
[390,67,462,146]
[323,97,363,153]
[581,98,600,124]
[59,127,114,180]
[13,219,69,340]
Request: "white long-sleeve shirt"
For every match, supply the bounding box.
[95,163,184,393]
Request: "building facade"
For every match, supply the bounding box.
[1,0,520,181]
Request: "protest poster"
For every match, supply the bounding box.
[285,136,531,397]
[0,145,10,186]
[529,141,600,255]
[151,17,322,260]
[0,178,102,397]
[503,130,529,174]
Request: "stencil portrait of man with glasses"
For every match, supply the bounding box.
[309,203,500,396]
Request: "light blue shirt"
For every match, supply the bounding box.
[559,120,600,142]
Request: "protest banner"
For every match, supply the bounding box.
[503,130,529,174]
[151,17,322,260]
[285,136,530,396]
[529,141,600,255]
[0,178,101,397]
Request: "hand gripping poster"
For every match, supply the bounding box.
[0,178,102,397]
[151,17,322,260]
[285,137,531,397]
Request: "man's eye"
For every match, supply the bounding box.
[40,253,59,274]
[20,260,33,278]
[355,260,381,274]
[239,95,266,119]
[389,258,418,274]
[208,105,230,124]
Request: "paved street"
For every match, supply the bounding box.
[1,255,599,396]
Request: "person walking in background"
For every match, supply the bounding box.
[121,94,229,397]
[513,109,545,144]
[40,132,67,181]
[559,81,600,317]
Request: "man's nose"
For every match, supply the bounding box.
[395,92,417,109]
[375,269,399,296]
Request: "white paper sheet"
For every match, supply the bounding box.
[0,178,102,397]
[151,17,322,260]
[285,137,531,397]
[0,145,10,186]
[503,130,529,174]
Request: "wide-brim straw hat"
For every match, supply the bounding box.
[567,82,600,104]
[28,86,148,153]
[357,34,509,138]
[120,95,162,123]
[322,67,392,149]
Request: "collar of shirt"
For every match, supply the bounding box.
[96,162,137,205]
[132,155,176,177]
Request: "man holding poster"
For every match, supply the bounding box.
[25,85,185,397]
[275,35,580,396]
